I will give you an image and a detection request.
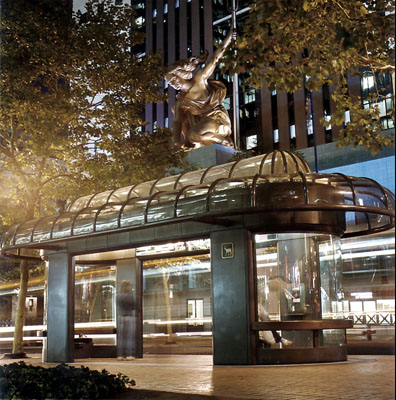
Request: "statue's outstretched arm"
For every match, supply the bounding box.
[198,25,234,81]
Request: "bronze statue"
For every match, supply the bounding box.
[165,26,235,149]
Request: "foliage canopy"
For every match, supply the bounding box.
[230,0,395,153]
[0,0,184,227]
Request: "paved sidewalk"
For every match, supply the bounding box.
[1,354,394,399]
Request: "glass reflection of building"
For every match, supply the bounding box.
[0,232,394,352]
[141,253,212,354]
[256,233,345,349]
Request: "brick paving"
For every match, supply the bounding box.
[1,354,394,399]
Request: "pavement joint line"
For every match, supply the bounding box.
[1,353,394,400]
[72,357,378,368]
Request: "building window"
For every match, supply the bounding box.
[246,135,257,149]
[289,124,296,139]
[361,71,394,130]
[271,92,278,144]
[273,129,279,143]
[344,110,350,124]
[187,299,204,325]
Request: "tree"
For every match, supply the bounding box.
[229,0,395,154]
[0,0,185,355]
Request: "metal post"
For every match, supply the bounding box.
[305,86,319,173]
[309,90,319,173]
[231,0,240,150]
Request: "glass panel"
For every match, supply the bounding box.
[2,225,19,247]
[176,186,210,217]
[74,264,116,326]
[256,238,280,322]
[258,156,273,175]
[108,186,134,203]
[147,193,178,223]
[341,229,395,346]
[319,236,344,319]
[354,179,386,209]
[142,254,212,354]
[231,157,262,178]
[120,198,149,227]
[129,181,155,198]
[384,188,395,213]
[306,174,354,206]
[96,205,123,231]
[366,212,392,230]
[272,152,288,175]
[88,191,114,209]
[290,154,311,173]
[285,154,299,173]
[329,175,355,204]
[52,213,74,238]
[176,170,206,188]
[345,211,370,234]
[201,165,233,183]
[73,209,96,236]
[14,219,39,245]
[209,180,252,211]
[67,194,94,212]
[32,215,58,242]
[256,233,345,349]
[322,329,346,346]
[255,179,305,208]
[151,176,179,193]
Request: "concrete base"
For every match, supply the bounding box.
[185,144,237,169]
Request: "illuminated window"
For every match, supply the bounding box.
[273,129,279,143]
[187,299,204,325]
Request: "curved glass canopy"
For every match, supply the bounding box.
[1,150,394,258]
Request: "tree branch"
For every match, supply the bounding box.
[41,173,80,188]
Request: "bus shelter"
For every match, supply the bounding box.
[1,151,394,365]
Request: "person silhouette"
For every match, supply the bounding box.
[117,280,135,360]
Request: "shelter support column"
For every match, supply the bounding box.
[46,252,74,363]
[211,228,254,365]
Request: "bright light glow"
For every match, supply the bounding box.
[344,110,351,123]
[246,135,257,149]
[75,321,115,329]
[351,292,373,299]
[0,336,44,343]
[144,318,212,325]
[0,324,46,334]
[143,331,212,337]
[136,239,210,256]
[257,262,278,268]
[273,129,279,143]
[256,253,278,261]
[342,249,395,260]
[341,237,394,250]
[289,125,296,139]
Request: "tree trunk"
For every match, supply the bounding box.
[162,270,175,344]
[89,285,101,322]
[12,259,29,355]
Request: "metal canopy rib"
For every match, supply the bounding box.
[1,151,394,259]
